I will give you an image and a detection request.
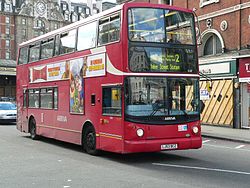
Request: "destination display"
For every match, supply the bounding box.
[129,47,197,73]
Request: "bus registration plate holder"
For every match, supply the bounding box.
[161,144,178,150]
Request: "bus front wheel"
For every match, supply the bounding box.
[29,118,39,140]
[83,125,98,155]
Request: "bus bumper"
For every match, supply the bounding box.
[123,137,202,153]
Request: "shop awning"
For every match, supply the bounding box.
[0,59,16,76]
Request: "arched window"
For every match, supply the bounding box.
[203,34,222,56]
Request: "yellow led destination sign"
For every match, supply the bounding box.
[150,53,181,71]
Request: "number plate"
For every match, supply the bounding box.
[161,144,178,150]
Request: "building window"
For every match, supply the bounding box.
[35,19,45,28]
[203,34,222,56]
[71,6,75,12]
[5,16,10,24]
[22,29,27,37]
[6,40,10,48]
[34,31,39,37]
[54,23,59,30]
[22,18,26,25]
[78,7,82,13]
[160,0,172,5]
[6,27,10,35]
[65,13,69,21]
[62,4,67,11]
[200,0,219,8]
[4,3,11,12]
[6,51,10,59]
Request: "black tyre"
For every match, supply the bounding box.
[30,118,39,140]
[83,126,99,155]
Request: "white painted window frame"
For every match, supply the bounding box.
[200,0,219,8]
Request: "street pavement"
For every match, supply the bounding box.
[202,124,250,143]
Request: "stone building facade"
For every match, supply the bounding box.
[0,0,116,99]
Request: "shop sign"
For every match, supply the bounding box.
[200,89,210,100]
[239,59,250,82]
[200,62,230,75]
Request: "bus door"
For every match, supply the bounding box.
[100,85,123,151]
[17,88,29,132]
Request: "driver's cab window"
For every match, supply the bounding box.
[102,86,121,116]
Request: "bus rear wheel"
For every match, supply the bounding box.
[83,125,98,155]
[29,118,39,140]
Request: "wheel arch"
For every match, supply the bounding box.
[28,115,35,133]
[81,120,95,144]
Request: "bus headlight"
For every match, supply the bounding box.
[136,128,144,137]
[192,126,199,134]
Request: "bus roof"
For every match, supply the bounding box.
[19,2,193,48]
[19,3,124,47]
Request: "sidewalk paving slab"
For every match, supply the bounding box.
[201,125,250,144]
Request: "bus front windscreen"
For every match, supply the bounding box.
[125,77,200,124]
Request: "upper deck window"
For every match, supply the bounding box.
[29,43,40,62]
[18,47,28,65]
[60,29,77,55]
[41,38,54,60]
[98,13,120,46]
[128,8,195,45]
[77,22,97,51]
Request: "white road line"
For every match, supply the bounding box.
[203,144,250,152]
[202,140,210,143]
[235,145,245,149]
[152,163,250,175]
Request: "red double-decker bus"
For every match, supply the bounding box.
[16,2,202,154]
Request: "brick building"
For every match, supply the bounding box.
[172,0,250,129]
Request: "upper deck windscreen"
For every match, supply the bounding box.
[128,8,195,44]
[128,8,197,73]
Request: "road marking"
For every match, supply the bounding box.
[203,143,250,152]
[63,186,70,188]
[235,145,245,149]
[152,163,250,175]
[202,140,210,143]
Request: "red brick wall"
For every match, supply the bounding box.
[173,0,250,51]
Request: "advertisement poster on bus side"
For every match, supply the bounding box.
[30,62,70,83]
[47,61,70,81]
[69,58,84,114]
[84,53,106,78]
[29,65,47,83]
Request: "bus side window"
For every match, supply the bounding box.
[29,43,40,63]
[102,87,121,116]
[77,22,97,51]
[23,89,27,108]
[41,38,54,59]
[60,29,76,55]
[98,13,120,46]
[18,47,28,65]
[54,35,60,56]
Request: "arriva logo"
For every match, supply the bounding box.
[164,117,176,121]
